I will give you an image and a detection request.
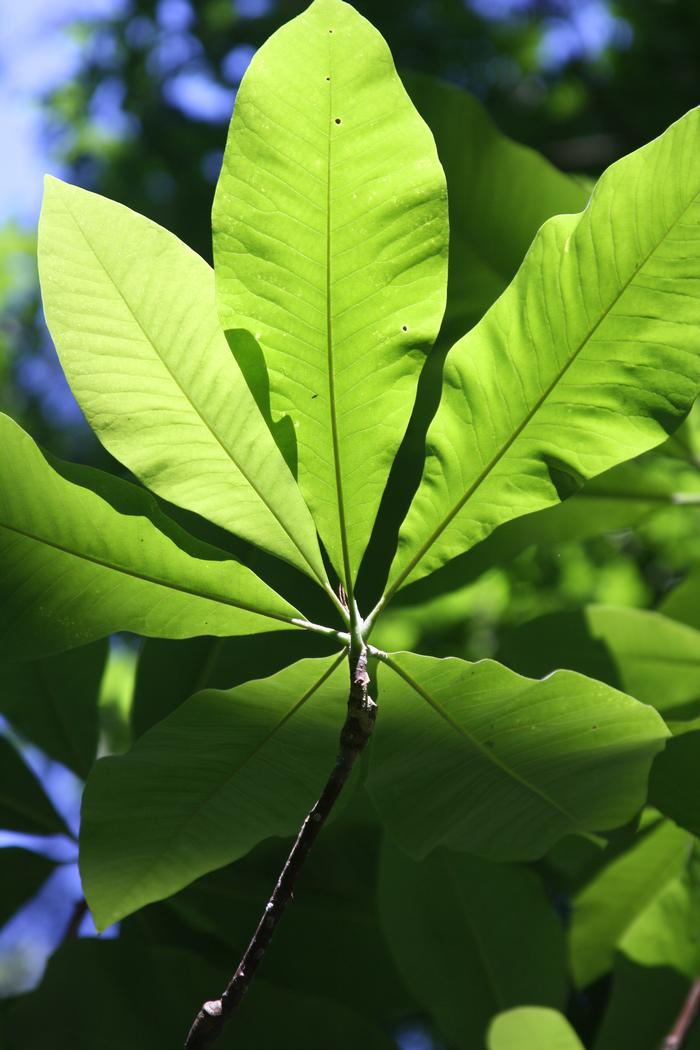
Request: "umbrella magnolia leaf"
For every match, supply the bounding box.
[213,0,448,590]
[385,105,700,598]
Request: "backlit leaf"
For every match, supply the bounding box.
[81,654,346,928]
[386,106,700,599]
[0,414,302,660]
[39,178,328,588]
[368,652,668,860]
[214,0,448,588]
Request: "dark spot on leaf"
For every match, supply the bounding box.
[402,325,408,332]
[335,118,342,124]
[311,393,318,399]
[325,76,331,81]
[592,725,598,730]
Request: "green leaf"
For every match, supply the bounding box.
[39,177,327,588]
[0,849,56,927]
[169,808,415,1024]
[595,849,700,1050]
[649,720,700,835]
[1,641,107,777]
[385,106,700,599]
[594,959,698,1050]
[396,453,700,608]
[0,414,302,660]
[378,839,566,1048]
[498,605,700,720]
[661,567,700,629]
[4,940,394,1050]
[407,74,588,344]
[0,738,69,836]
[488,1007,584,1050]
[131,632,335,737]
[368,652,668,861]
[213,0,448,587]
[570,816,689,987]
[81,654,347,928]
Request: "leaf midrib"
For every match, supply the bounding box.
[1,520,296,627]
[388,187,700,598]
[384,655,578,825]
[55,192,324,587]
[325,39,354,596]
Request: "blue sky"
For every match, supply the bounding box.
[0,0,128,226]
[1,0,629,228]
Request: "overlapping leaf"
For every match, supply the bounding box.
[39,177,327,587]
[569,816,689,987]
[1,641,107,777]
[385,106,700,599]
[81,655,347,928]
[0,414,301,660]
[488,1008,584,1050]
[498,606,700,720]
[396,453,700,607]
[5,941,394,1050]
[408,74,588,343]
[378,840,566,1048]
[213,0,448,588]
[595,848,700,1050]
[368,652,668,860]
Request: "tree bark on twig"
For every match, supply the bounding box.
[184,645,375,1050]
[660,977,700,1050]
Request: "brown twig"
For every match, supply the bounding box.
[184,646,375,1050]
[63,897,88,941]
[660,977,700,1050]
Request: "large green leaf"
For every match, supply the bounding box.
[661,567,700,629]
[384,106,700,600]
[1,641,107,777]
[131,631,335,736]
[367,652,668,861]
[378,840,566,1048]
[649,718,700,835]
[169,808,415,1024]
[488,1008,584,1050]
[0,738,69,836]
[213,0,448,589]
[407,74,588,345]
[395,453,700,607]
[498,606,700,720]
[595,849,700,1050]
[570,816,689,987]
[39,178,327,588]
[81,654,347,929]
[4,940,393,1050]
[0,414,302,660]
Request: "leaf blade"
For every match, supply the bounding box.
[387,106,700,596]
[213,0,448,586]
[39,177,327,586]
[80,654,347,928]
[368,652,668,861]
[0,414,301,660]
[378,840,566,1048]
